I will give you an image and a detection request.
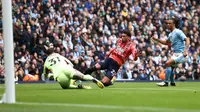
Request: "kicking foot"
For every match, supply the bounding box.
[157,82,168,87]
[93,79,104,89]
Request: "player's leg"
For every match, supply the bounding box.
[56,66,80,89]
[70,79,76,85]
[157,53,184,86]
[55,65,90,89]
[84,58,110,74]
[101,59,119,87]
[170,66,176,86]
[77,84,92,89]
[60,65,93,89]
[101,76,111,86]
[69,84,92,89]
[56,73,71,89]
[157,58,175,86]
[72,69,94,80]
[101,69,117,87]
[111,75,117,84]
[68,69,104,89]
[169,54,185,86]
[57,74,91,89]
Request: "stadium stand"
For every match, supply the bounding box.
[0,0,199,82]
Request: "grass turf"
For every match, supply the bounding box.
[0,82,200,112]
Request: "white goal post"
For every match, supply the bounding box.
[0,0,16,103]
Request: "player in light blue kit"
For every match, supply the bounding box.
[43,44,104,89]
[152,17,190,86]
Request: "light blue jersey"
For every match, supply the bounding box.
[167,28,188,66]
[168,28,186,53]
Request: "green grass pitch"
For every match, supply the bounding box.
[0,82,200,112]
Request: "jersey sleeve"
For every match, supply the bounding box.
[178,30,187,41]
[130,44,137,60]
[43,62,48,80]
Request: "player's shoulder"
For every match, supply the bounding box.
[174,28,183,34]
[129,41,136,49]
[130,41,136,46]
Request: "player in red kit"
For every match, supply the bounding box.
[84,30,141,87]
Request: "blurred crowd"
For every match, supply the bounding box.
[0,0,199,82]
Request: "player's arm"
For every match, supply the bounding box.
[43,65,48,80]
[130,45,141,61]
[179,30,190,57]
[43,67,54,80]
[43,61,53,80]
[106,39,120,57]
[184,37,190,56]
[151,36,169,45]
[105,48,115,58]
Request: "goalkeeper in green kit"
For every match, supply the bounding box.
[43,44,104,89]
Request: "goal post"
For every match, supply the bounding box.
[0,0,16,103]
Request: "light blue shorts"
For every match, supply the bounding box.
[171,53,187,67]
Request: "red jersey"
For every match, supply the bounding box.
[109,39,136,66]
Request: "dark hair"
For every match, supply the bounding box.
[46,48,54,55]
[121,30,131,37]
[166,17,180,28]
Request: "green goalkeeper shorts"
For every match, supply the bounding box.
[56,74,70,89]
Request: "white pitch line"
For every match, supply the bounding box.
[16,102,200,112]
[109,88,200,92]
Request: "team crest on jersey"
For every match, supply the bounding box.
[116,46,125,53]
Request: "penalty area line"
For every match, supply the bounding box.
[16,102,200,112]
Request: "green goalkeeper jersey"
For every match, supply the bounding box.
[43,53,74,80]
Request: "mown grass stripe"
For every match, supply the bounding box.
[16,102,200,112]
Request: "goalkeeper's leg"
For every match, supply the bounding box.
[71,69,104,89]
[56,74,70,89]
[68,84,91,89]
[70,79,92,89]
[57,75,91,89]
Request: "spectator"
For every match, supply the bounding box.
[138,69,148,80]
[149,72,159,81]
[0,0,198,82]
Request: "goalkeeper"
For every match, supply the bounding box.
[43,44,104,89]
